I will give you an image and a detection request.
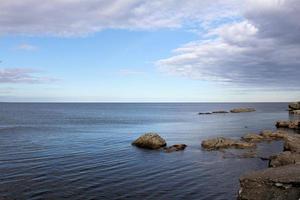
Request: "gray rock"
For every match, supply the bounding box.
[238,164,300,200]
[201,137,256,150]
[132,133,167,149]
[290,110,300,115]
[284,134,300,153]
[230,108,256,113]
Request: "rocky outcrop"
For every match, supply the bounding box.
[164,144,187,153]
[290,110,300,115]
[241,130,287,143]
[269,151,300,167]
[241,133,264,142]
[212,111,229,114]
[238,164,300,200]
[259,130,287,140]
[283,134,300,153]
[230,108,256,113]
[288,102,300,110]
[201,137,256,150]
[276,120,300,129]
[132,133,167,149]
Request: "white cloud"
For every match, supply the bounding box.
[0,0,240,36]
[0,68,58,83]
[16,43,38,51]
[157,0,300,88]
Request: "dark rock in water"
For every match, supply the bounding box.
[132,133,166,149]
[212,110,229,114]
[269,151,300,167]
[230,108,256,113]
[276,120,300,129]
[201,137,256,150]
[238,164,300,200]
[288,102,300,110]
[198,112,212,115]
[164,144,187,153]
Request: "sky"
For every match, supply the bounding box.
[0,0,300,102]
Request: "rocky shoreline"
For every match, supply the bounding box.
[132,103,300,199]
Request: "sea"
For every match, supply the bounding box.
[0,103,299,199]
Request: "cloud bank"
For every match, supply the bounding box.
[0,0,239,36]
[157,0,300,88]
[0,68,57,84]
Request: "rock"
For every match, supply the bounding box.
[259,130,287,140]
[132,133,167,149]
[269,151,300,167]
[201,137,256,150]
[290,110,300,115]
[241,133,264,142]
[284,134,300,153]
[288,102,300,110]
[212,111,229,114]
[230,108,256,113]
[276,120,300,129]
[238,164,300,200]
[198,112,212,115]
[164,144,187,153]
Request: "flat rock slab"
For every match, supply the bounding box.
[269,151,300,167]
[239,164,300,200]
[230,108,256,113]
[201,137,256,150]
[284,134,300,153]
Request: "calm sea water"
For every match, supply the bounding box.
[0,103,298,200]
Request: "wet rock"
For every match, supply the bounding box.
[269,151,300,167]
[198,112,212,115]
[230,108,256,113]
[241,133,264,142]
[276,120,300,129]
[290,110,300,115]
[132,133,166,149]
[201,137,256,150]
[212,111,229,114]
[238,164,300,200]
[164,144,187,153]
[259,130,287,140]
[284,134,300,153]
[288,102,300,110]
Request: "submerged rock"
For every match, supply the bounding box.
[132,133,166,149]
[230,108,256,113]
[269,151,300,167]
[238,164,300,200]
[164,144,187,153]
[201,137,256,150]
[276,120,300,129]
[288,102,300,110]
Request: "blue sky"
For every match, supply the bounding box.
[1,0,300,102]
